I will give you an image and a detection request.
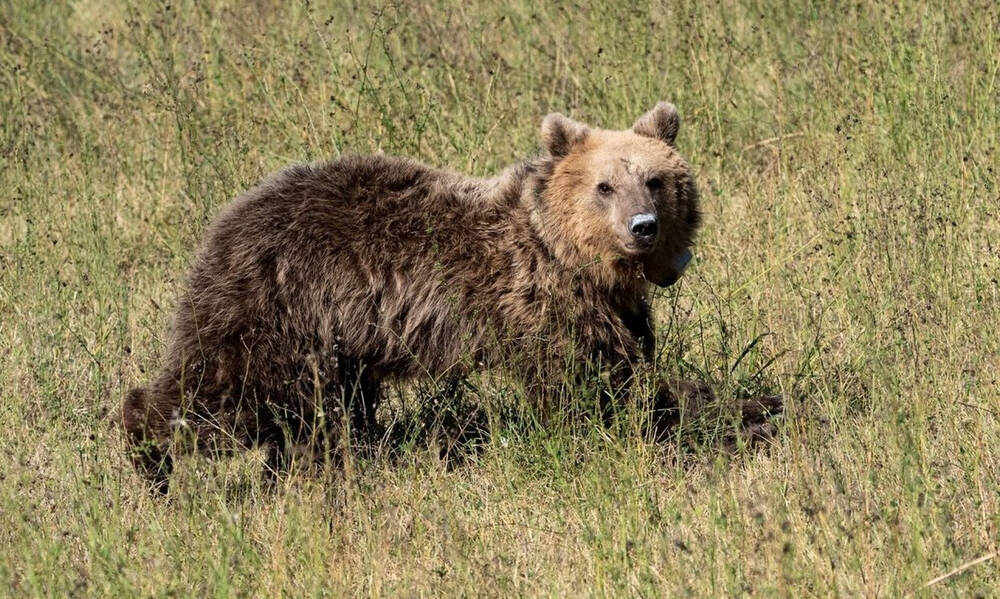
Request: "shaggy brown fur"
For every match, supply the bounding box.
[123,103,757,492]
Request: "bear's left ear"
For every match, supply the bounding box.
[541,113,589,159]
[632,102,680,147]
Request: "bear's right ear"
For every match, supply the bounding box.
[541,113,588,158]
[632,102,680,147]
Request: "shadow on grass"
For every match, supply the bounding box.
[150,377,786,502]
[368,378,786,472]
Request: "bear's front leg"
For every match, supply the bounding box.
[651,378,783,442]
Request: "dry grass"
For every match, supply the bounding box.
[1,0,997,596]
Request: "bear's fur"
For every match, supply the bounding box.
[123,103,712,491]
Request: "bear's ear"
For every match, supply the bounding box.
[632,102,680,147]
[541,113,589,158]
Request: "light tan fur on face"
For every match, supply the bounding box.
[540,128,700,289]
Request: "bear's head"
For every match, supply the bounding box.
[533,102,700,290]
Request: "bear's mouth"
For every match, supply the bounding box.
[622,238,657,255]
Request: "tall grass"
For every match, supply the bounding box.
[1,0,997,596]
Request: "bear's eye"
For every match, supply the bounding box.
[646,177,664,191]
[597,182,614,195]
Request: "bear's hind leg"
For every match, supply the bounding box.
[122,386,174,494]
[261,362,383,485]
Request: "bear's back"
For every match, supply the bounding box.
[206,155,506,263]
[176,154,542,378]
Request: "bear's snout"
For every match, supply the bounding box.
[628,213,659,246]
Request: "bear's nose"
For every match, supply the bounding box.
[629,213,658,241]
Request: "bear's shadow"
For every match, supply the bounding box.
[369,378,784,469]
[174,380,783,502]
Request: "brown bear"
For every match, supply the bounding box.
[123,102,779,492]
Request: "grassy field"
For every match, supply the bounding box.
[1,0,998,596]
